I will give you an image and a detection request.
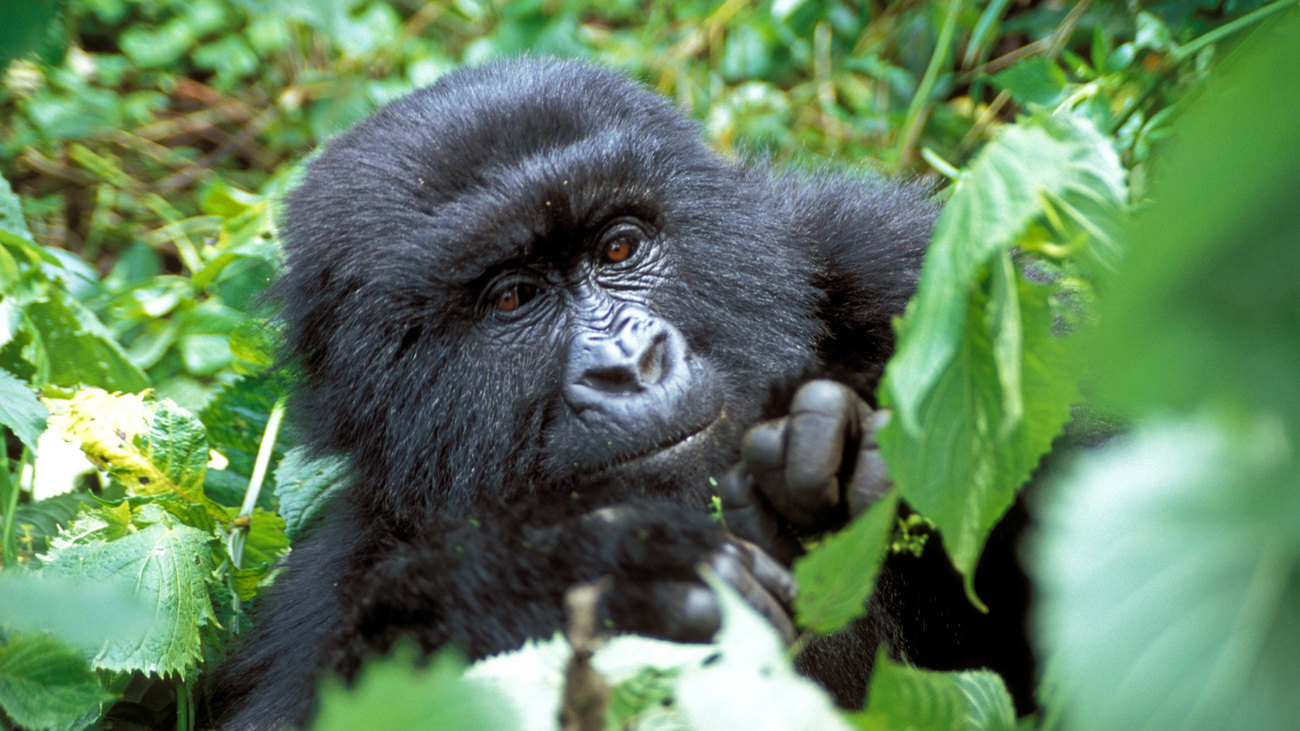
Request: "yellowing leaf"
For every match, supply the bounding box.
[44,388,208,503]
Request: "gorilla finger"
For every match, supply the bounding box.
[740,419,788,477]
[720,539,798,607]
[719,467,783,549]
[782,381,860,519]
[846,448,892,518]
[708,551,797,644]
[846,408,891,517]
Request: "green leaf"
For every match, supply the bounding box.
[0,173,36,246]
[878,111,1122,604]
[850,651,1016,731]
[274,446,350,540]
[41,519,216,679]
[238,507,289,571]
[989,57,1070,109]
[885,112,1123,436]
[0,367,47,449]
[314,644,515,731]
[26,289,149,392]
[11,492,93,554]
[881,267,1076,607]
[1027,415,1300,730]
[45,389,208,502]
[793,491,899,634]
[0,634,111,731]
[200,373,286,509]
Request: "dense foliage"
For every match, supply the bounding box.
[0,1,1297,729]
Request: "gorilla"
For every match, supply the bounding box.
[211,57,955,729]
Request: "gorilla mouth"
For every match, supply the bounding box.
[611,414,720,467]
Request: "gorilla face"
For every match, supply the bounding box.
[278,59,823,522]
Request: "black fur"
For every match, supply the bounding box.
[211,58,940,728]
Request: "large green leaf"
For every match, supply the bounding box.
[315,645,515,731]
[0,173,36,246]
[1028,416,1300,730]
[1094,11,1300,427]
[880,264,1076,606]
[878,111,1123,603]
[41,519,216,679]
[0,572,153,653]
[884,112,1123,436]
[850,651,1016,731]
[0,634,110,731]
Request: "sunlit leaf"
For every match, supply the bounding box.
[44,388,208,503]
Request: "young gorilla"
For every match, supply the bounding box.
[211,58,940,728]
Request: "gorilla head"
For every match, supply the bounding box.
[215,58,939,728]
[277,59,864,523]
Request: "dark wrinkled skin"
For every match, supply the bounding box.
[209,58,945,729]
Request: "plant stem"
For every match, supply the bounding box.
[0,447,14,567]
[897,0,964,169]
[230,395,287,570]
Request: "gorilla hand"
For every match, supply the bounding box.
[583,507,797,645]
[720,380,891,564]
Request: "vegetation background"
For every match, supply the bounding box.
[0,0,1297,729]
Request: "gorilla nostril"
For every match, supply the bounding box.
[581,365,640,394]
[638,333,669,385]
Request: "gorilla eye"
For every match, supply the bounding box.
[602,235,636,264]
[598,222,646,265]
[494,283,536,312]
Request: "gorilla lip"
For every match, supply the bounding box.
[598,413,721,470]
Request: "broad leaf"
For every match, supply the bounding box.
[1094,10,1300,427]
[884,112,1123,436]
[878,111,1122,603]
[41,519,216,678]
[0,634,111,731]
[880,269,1075,607]
[851,651,1016,731]
[0,173,35,245]
[793,490,899,634]
[0,367,47,449]
[25,288,149,392]
[315,645,515,731]
[200,373,286,509]
[0,572,153,653]
[1028,416,1300,730]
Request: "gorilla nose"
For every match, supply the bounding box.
[579,332,670,394]
[565,308,686,405]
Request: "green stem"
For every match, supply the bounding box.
[229,395,287,571]
[0,447,15,568]
[896,0,964,169]
[1173,0,1299,62]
